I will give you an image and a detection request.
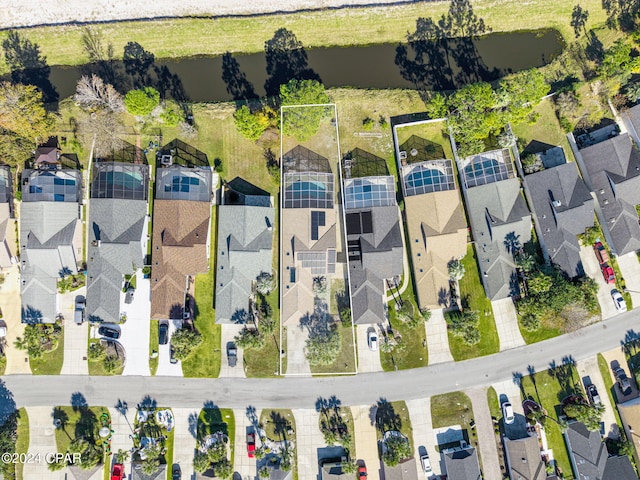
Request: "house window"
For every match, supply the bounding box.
[290,268,297,283]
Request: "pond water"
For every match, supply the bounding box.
[44,29,563,102]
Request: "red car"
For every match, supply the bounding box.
[111,464,124,480]
[247,432,256,458]
[358,465,367,478]
[601,264,616,284]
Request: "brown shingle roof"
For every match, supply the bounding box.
[151,200,211,319]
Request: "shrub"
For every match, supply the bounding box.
[171,328,203,360]
[159,100,185,126]
[447,310,481,345]
[520,314,541,332]
[256,272,275,295]
[362,117,375,130]
[124,87,160,116]
[87,341,106,361]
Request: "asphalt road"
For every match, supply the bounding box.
[1,312,638,412]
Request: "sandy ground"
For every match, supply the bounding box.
[0,0,422,29]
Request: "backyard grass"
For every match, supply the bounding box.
[374,400,414,451]
[486,387,501,420]
[15,408,29,480]
[30,328,64,375]
[446,245,499,361]
[520,365,583,478]
[149,320,159,376]
[0,0,608,74]
[395,120,454,160]
[430,391,478,452]
[198,408,235,465]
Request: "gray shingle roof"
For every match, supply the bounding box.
[20,201,81,323]
[465,178,532,300]
[215,204,274,323]
[443,447,482,480]
[86,198,148,324]
[346,204,403,324]
[580,133,640,255]
[503,435,547,480]
[524,163,594,278]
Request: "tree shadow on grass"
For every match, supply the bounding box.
[374,398,401,433]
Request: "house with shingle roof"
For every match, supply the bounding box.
[443,446,482,480]
[578,133,640,256]
[564,422,637,480]
[86,147,149,324]
[343,149,403,324]
[460,149,531,300]
[215,180,274,324]
[523,161,594,278]
[151,142,212,320]
[503,434,552,480]
[20,155,82,323]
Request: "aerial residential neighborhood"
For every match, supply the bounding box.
[4,0,640,480]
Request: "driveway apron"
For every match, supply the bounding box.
[285,329,311,376]
[405,397,442,479]
[425,309,453,364]
[351,405,381,480]
[61,286,88,375]
[23,406,65,480]
[465,387,501,480]
[171,407,197,479]
[220,324,245,378]
[292,409,323,479]
[491,298,525,351]
[356,326,383,373]
[617,252,640,309]
[576,355,620,439]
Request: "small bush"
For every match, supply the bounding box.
[362,117,375,130]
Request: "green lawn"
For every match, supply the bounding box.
[244,287,282,378]
[260,409,297,478]
[149,320,159,376]
[0,355,5,376]
[87,338,125,376]
[15,408,29,480]
[518,319,562,344]
[396,120,454,160]
[446,245,499,361]
[521,365,583,478]
[311,324,357,375]
[486,387,501,420]
[163,416,175,477]
[30,328,64,375]
[0,0,608,74]
[374,400,413,451]
[430,391,478,451]
[197,408,235,465]
[53,405,111,470]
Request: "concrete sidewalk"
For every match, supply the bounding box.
[352,405,381,480]
[617,252,640,309]
[465,387,501,480]
[491,298,525,351]
[23,406,65,480]
[425,309,453,364]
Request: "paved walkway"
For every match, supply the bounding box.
[465,387,501,480]
[491,299,525,351]
[285,328,311,376]
[405,397,441,479]
[172,407,198,479]
[61,287,88,375]
[292,409,322,479]
[425,309,453,364]
[108,407,134,479]
[352,405,381,480]
[579,246,619,320]
[617,252,640,309]
[219,324,245,378]
[155,320,183,377]
[119,271,151,376]
[576,355,620,439]
[356,326,383,373]
[23,406,64,480]
[1,265,30,374]
[233,408,258,480]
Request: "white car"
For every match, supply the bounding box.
[420,453,432,473]
[368,331,378,351]
[0,319,6,337]
[502,402,515,424]
[612,289,627,312]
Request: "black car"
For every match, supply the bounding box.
[98,325,120,340]
[171,464,181,480]
[158,322,169,345]
[615,368,633,395]
[170,345,178,364]
[227,342,238,367]
[586,384,601,405]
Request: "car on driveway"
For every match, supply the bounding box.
[227,343,238,367]
[247,432,256,457]
[420,452,432,473]
[594,242,610,264]
[111,463,124,480]
[502,402,515,424]
[358,465,367,478]
[615,368,633,395]
[612,289,627,312]
[601,265,616,284]
[368,331,378,351]
[0,319,6,338]
[98,324,120,340]
[171,464,181,480]
[74,295,85,324]
[158,321,169,345]
[586,384,601,405]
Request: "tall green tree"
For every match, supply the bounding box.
[382,436,412,467]
[0,82,54,146]
[280,79,330,141]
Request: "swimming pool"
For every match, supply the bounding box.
[286,180,328,199]
[105,171,144,189]
[465,159,502,178]
[406,168,446,188]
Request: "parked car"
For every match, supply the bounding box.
[158,321,169,345]
[111,463,124,480]
[612,289,627,312]
[420,452,432,473]
[594,242,610,264]
[358,465,367,478]
[601,265,616,284]
[171,464,181,480]
[615,368,633,395]
[502,402,515,424]
[124,286,135,304]
[170,345,178,364]
[74,295,85,324]
[0,319,6,338]
[227,343,238,367]
[98,324,120,340]
[586,384,602,405]
[368,331,378,351]
[247,432,256,457]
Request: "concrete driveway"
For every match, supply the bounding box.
[617,252,640,309]
[576,355,620,439]
[465,387,501,480]
[23,406,65,480]
[356,325,382,373]
[285,328,311,376]
[292,409,323,479]
[352,405,381,480]
[491,298,525,351]
[1,265,30,374]
[220,324,245,378]
[108,406,134,478]
[233,408,258,479]
[61,287,88,375]
[405,397,442,479]
[118,271,151,376]
[601,347,639,403]
[172,407,198,480]
[156,320,183,377]
[579,246,619,320]
[425,309,453,364]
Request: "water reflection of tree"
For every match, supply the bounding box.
[221,52,256,101]
[264,28,320,96]
[123,41,155,89]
